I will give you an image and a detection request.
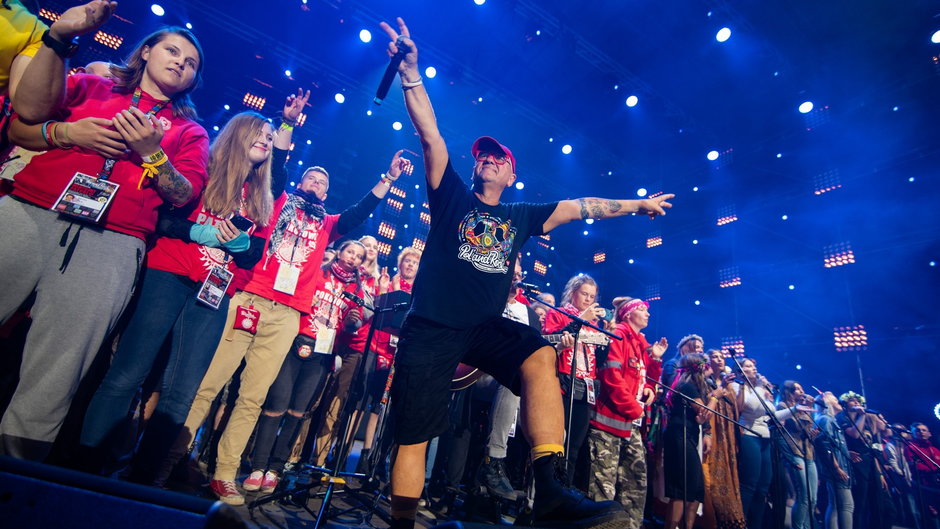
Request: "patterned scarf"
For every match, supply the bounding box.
[267,189,327,257]
[330,260,358,284]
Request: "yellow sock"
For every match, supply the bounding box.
[530,443,565,462]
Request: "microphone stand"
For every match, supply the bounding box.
[890,430,939,529]
[522,287,620,469]
[729,355,805,529]
[645,376,759,436]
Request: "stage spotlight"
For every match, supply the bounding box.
[583,230,589,236]
[799,101,814,113]
[425,66,437,78]
[548,137,554,142]
[185,22,192,30]
[636,188,647,197]
[932,30,940,44]
[692,239,699,245]
[707,150,719,161]
[782,214,788,220]
[359,29,372,43]
[474,0,486,5]
[392,121,403,130]
[477,97,483,103]
[626,95,638,107]
[585,218,595,225]
[297,160,303,165]
[306,140,312,145]
[561,144,572,154]
[908,176,915,182]
[796,364,802,370]
[223,104,230,110]
[788,284,795,290]
[930,261,936,267]
[366,110,373,116]
[515,181,524,190]
[692,186,699,192]
[284,69,292,77]
[716,27,731,42]
[776,153,782,158]
[334,93,345,103]
[628,259,635,264]
[694,300,701,306]
[212,125,219,131]
[151,4,165,16]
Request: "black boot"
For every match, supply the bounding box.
[478,455,517,500]
[516,452,626,528]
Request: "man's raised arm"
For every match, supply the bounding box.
[542,194,676,233]
[379,17,448,191]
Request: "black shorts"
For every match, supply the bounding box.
[391,314,551,445]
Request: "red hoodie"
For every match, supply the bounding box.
[12,75,208,240]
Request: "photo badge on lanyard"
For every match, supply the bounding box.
[52,171,119,223]
[197,265,234,310]
[585,377,597,405]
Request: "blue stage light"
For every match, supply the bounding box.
[212,125,219,131]
[692,239,699,245]
[366,110,372,116]
[799,101,814,113]
[716,27,731,42]
[692,186,699,192]
[561,144,572,154]
[334,93,345,103]
[223,104,230,111]
[359,29,372,43]
[185,22,192,30]
[583,230,589,236]
[636,188,647,197]
[284,69,292,77]
[934,403,940,421]
[626,95,638,107]
[425,66,437,78]
[392,121,403,130]
[515,181,524,190]
[694,300,701,306]
[932,30,940,44]
[628,259,635,264]
[474,0,486,5]
[151,4,165,16]
[707,150,719,161]
[585,218,595,225]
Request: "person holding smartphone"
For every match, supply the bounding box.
[79,90,307,482]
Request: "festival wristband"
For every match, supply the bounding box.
[139,150,169,189]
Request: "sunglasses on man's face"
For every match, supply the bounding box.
[476,152,509,166]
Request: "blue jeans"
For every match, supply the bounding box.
[80,268,230,481]
[790,456,819,529]
[826,481,854,529]
[739,434,773,529]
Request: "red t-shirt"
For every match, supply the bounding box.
[233,192,341,313]
[544,304,600,380]
[146,185,262,295]
[298,267,360,340]
[12,75,209,240]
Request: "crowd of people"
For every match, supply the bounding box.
[1,3,938,529]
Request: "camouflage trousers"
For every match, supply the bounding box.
[587,427,647,528]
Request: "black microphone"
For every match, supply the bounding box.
[342,290,366,307]
[518,282,542,294]
[374,40,413,105]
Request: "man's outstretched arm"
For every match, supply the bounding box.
[542,194,675,233]
[379,17,448,191]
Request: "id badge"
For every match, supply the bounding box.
[196,266,233,310]
[314,327,336,354]
[273,264,300,295]
[52,172,119,223]
[508,408,519,438]
[585,378,597,405]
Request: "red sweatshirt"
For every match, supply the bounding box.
[12,75,208,240]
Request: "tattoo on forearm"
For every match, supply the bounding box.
[578,198,624,219]
[155,160,193,205]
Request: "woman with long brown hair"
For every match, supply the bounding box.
[663,352,714,529]
[0,26,208,461]
[79,89,309,482]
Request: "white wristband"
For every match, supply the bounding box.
[401,76,423,88]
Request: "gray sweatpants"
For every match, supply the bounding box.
[0,197,143,459]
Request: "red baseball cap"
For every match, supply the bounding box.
[471,136,517,174]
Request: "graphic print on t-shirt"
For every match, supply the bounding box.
[456,208,516,274]
[273,216,323,270]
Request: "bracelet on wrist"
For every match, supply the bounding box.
[139,152,169,190]
[142,149,168,165]
[41,120,55,148]
[401,76,423,89]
